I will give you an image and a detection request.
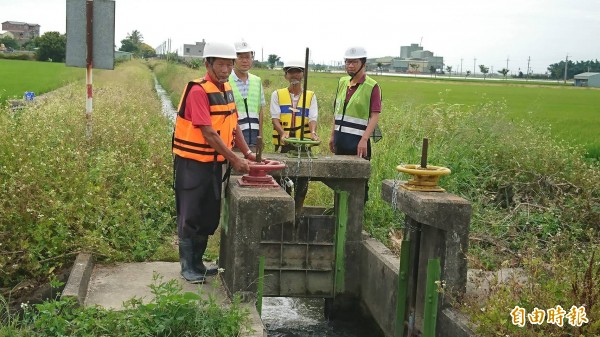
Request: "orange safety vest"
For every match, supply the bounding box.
[172,79,238,163]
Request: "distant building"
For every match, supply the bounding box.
[115,50,133,61]
[391,43,444,73]
[1,30,15,39]
[400,43,422,58]
[574,72,600,88]
[183,39,205,60]
[367,56,394,72]
[1,21,40,44]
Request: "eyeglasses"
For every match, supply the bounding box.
[345,59,360,65]
[237,55,254,60]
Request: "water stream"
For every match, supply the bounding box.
[153,74,177,123]
[263,297,382,337]
[153,77,382,337]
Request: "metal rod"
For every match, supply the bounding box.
[422,258,441,337]
[334,190,349,294]
[300,47,309,140]
[257,256,265,316]
[256,136,263,163]
[395,240,411,337]
[420,138,428,168]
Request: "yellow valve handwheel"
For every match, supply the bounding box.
[396,164,451,176]
[396,164,451,192]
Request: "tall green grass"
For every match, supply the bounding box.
[0,59,82,105]
[0,60,175,289]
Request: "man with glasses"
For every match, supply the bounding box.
[229,40,266,152]
[329,46,382,202]
[270,59,319,215]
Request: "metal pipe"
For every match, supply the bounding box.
[300,47,309,140]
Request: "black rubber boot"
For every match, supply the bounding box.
[179,238,206,284]
[194,235,219,277]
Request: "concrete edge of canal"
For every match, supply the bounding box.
[359,232,477,337]
[61,252,267,337]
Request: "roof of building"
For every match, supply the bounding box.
[2,21,40,26]
[574,72,600,79]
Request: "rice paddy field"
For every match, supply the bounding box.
[258,69,600,160]
[0,59,82,105]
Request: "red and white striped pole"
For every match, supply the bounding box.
[85,0,93,139]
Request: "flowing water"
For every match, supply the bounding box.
[154,75,177,122]
[154,77,382,337]
[263,297,383,337]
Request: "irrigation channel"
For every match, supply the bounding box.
[262,297,382,337]
[154,77,383,337]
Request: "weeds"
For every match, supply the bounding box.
[0,60,175,290]
[0,274,250,336]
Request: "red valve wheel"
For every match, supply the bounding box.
[239,160,286,188]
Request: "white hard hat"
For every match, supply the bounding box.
[234,40,253,53]
[283,60,305,71]
[344,46,367,59]
[203,41,237,59]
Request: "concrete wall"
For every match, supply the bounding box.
[360,236,401,335]
[360,234,478,337]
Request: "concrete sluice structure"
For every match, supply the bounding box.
[219,154,474,337]
[219,154,369,309]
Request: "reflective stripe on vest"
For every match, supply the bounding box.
[172,80,237,163]
[333,76,377,137]
[272,88,313,145]
[229,73,261,132]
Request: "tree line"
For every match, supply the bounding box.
[3,29,599,80]
[547,59,600,80]
[0,29,155,63]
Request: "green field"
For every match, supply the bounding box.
[253,69,600,159]
[0,59,82,104]
[1,60,597,157]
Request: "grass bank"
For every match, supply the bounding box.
[0,60,176,289]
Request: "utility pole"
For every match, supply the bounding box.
[563,54,569,84]
[473,58,477,76]
[526,56,531,81]
[506,56,509,72]
[460,58,463,75]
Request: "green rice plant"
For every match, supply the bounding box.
[0,59,81,105]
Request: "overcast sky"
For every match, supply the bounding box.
[2,0,599,74]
